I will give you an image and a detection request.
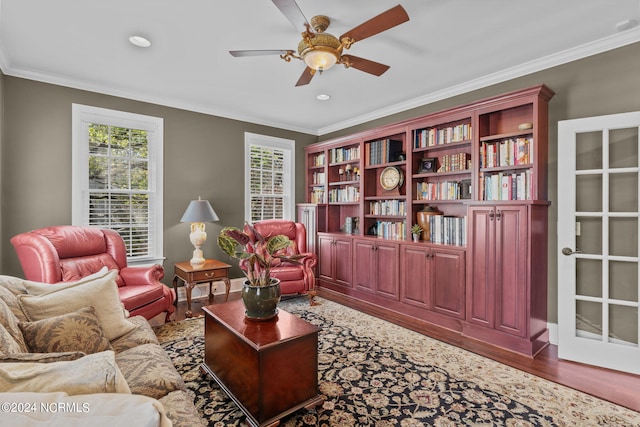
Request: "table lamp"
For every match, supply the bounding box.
[180,197,219,266]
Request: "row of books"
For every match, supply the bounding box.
[437,152,472,173]
[366,138,403,166]
[480,137,533,168]
[330,146,360,164]
[311,152,325,167]
[368,199,406,216]
[328,186,360,203]
[481,171,532,201]
[309,187,325,204]
[416,180,470,201]
[311,171,325,185]
[414,123,472,148]
[428,215,466,246]
[372,221,406,240]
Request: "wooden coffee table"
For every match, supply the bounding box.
[201,299,323,427]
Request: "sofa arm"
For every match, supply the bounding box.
[119,265,165,286]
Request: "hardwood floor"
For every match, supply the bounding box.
[151,291,640,413]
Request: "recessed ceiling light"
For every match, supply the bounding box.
[317,94,331,101]
[129,35,151,48]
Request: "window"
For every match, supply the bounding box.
[72,104,164,266]
[245,132,295,222]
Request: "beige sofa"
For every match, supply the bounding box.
[0,269,204,427]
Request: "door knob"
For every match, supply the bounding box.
[561,247,583,256]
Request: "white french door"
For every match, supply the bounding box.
[557,111,640,374]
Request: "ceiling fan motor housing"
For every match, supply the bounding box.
[297,32,341,70]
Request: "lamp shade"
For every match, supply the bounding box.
[180,198,219,223]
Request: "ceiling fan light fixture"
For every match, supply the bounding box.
[298,32,341,72]
[303,48,338,71]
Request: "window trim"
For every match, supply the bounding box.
[71,104,164,266]
[244,132,295,223]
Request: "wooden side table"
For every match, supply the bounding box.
[173,259,231,318]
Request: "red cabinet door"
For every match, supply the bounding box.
[333,237,353,288]
[353,239,375,293]
[466,206,497,328]
[374,241,399,300]
[317,235,334,283]
[432,247,466,319]
[495,205,528,337]
[400,245,431,308]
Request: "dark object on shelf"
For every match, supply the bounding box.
[419,157,437,173]
[397,152,406,161]
[368,224,377,236]
[461,179,472,199]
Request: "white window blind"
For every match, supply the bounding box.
[245,133,295,222]
[72,105,164,265]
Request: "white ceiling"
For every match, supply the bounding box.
[1,1,639,136]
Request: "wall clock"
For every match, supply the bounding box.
[380,166,404,191]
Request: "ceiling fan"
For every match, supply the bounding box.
[229,0,410,86]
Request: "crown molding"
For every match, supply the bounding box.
[1,29,638,138]
[317,29,640,136]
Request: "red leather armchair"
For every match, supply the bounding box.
[10,225,175,322]
[246,220,317,298]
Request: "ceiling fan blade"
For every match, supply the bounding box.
[295,67,315,86]
[341,55,390,76]
[340,5,409,43]
[229,49,291,57]
[272,0,310,32]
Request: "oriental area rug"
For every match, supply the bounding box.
[154,298,640,426]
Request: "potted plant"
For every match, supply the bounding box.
[217,223,303,320]
[411,224,423,242]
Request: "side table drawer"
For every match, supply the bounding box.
[191,269,227,282]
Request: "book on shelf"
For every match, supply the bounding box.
[312,152,325,166]
[366,138,403,165]
[437,152,471,173]
[369,199,406,216]
[312,171,325,185]
[481,137,533,168]
[310,187,325,204]
[414,123,472,148]
[373,220,406,240]
[416,180,465,201]
[482,170,533,200]
[429,215,466,246]
[330,146,360,164]
[328,185,360,203]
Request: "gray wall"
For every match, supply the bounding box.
[1,42,639,324]
[320,42,640,324]
[0,76,317,280]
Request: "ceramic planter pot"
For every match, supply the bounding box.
[241,279,281,321]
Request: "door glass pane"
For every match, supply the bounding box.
[609,261,639,302]
[609,217,638,257]
[576,131,602,170]
[609,304,638,346]
[576,259,602,297]
[576,175,602,212]
[576,216,602,255]
[576,300,602,340]
[609,173,638,212]
[609,127,639,169]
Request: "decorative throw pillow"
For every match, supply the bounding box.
[0,352,85,364]
[21,266,110,295]
[0,350,131,395]
[19,306,112,354]
[0,323,23,355]
[17,270,136,341]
